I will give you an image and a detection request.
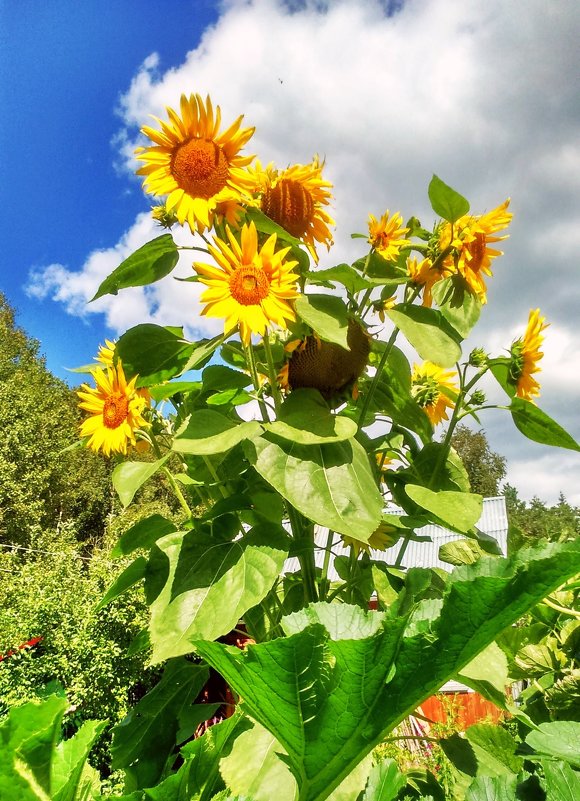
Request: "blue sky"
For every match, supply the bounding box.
[2,0,580,503]
[0,0,217,373]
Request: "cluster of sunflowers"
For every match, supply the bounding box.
[78,92,547,463]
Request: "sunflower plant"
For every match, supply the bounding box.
[56,95,580,800]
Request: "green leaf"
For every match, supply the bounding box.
[264,389,357,444]
[196,540,580,801]
[51,720,107,801]
[173,410,261,455]
[201,365,251,393]
[246,206,311,277]
[404,485,483,533]
[431,275,482,338]
[112,514,178,557]
[116,324,195,385]
[148,381,202,403]
[465,723,522,776]
[361,760,407,801]
[148,525,289,663]
[307,264,371,295]
[111,658,209,789]
[180,333,230,374]
[428,175,470,223]
[488,358,516,399]
[543,761,580,801]
[457,643,510,708]
[219,722,297,801]
[91,235,178,300]
[112,454,170,508]
[245,434,383,543]
[439,538,486,566]
[510,398,580,451]
[95,557,148,610]
[295,294,351,348]
[465,775,517,801]
[525,722,580,767]
[387,304,462,367]
[282,602,386,640]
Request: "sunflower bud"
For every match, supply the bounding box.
[468,348,488,368]
[469,390,486,406]
[151,204,178,229]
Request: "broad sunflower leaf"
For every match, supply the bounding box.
[147,525,289,663]
[428,175,470,223]
[404,485,482,533]
[112,454,171,508]
[295,294,350,349]
[51,719,107,801]
[361,760,407,801]
[464,723,523,776]
[307,264,372,295]
[465,775,517,801]
[112,514,178,557]
[431,275,482,338]
[95,556,148,610]
[116,324,195,385]
[196,539,580,801]
[542,761,580,801]
[386,304,462,367]
[264,389,357,444]
[201,365,251,393]
[244,434,382,543]
[111,658,209,789]
[91,234,178,301]
[173,410,262,456]
[525,722,580,767]
[509,398,580,452]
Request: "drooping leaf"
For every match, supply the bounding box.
[112,514,178,558]
[510,398,580,452]
[295,294,351,348]
[173,410,261,456]
[439,539,487,566]
[147,525,289,663]
[196,540,580,801]
[96,557,148,610]
[245,434,383,543]
[116,324,195,385]
[264,389,357,444]
[431,275,481,338]
[112,454,170,508]
[91,235,178,301]
[387,304,462,367]
[405,485,482,533]
[111,658,209,790]
[428,175,470,223]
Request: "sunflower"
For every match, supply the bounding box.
[250,158,334,261]
[94,339,116,367]
[136,93,255,234]
[77,362,150,456]
[407,256,453,307]
[411,362,458,425]
[509,308,549,401]
[439,199,512,303]
[342,521,400,555]
[194,221,299,345]
[368,210,409,262]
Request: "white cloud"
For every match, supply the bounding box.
[27,0,580,502]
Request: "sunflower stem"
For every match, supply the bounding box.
[319,529,335,601]
[244,341,270,421]
[288,505,318,604]
[357,327,399,427]
[262,335,282,415]
[201,455,229,500]
[161,467,193,519]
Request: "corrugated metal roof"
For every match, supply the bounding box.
[284,496,508,580]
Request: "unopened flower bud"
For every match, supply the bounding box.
[470,390,486,406]
[151,204,178,229]
[468,348,488,368]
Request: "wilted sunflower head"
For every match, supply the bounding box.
[282,319,370,399]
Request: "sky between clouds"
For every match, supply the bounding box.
[23,0,580,504]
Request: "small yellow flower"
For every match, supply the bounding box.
[438,199,512,303]
[77,361,150,456]
[194,221,299,345]
[510,308,549,401]
[407,256,453,307]
[136,93,255,234]
[342,521,400,555]
[94,339,116,368]
[368,210,409,262]
[250,157,334,261]
[411,362,458,425]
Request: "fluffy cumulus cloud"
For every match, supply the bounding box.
[27,0,580,502]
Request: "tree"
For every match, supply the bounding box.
[450,424,507,497]
[0,293,112,545]
[504,484,580,545]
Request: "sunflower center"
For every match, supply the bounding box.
[262,179,314,238]
[467,232,486,271]
[171,138,229,199]
[412,377,440,409]
[102,393,129,429]
[229,265,270,306]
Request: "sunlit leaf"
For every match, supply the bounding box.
[295,294,350,348]
[428,175,470,223]
[91,235,178,301]
[387,304,462,367]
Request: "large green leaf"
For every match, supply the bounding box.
[510,398,580,452]
[116,324,195,385]
[111,658,209,789]
[307,264,372,295]
[464,724,523,776]
[431,275,481,338]
[92,235,178,301]
[196,540,580,801]
[386,304,462,367]
[543,761,580,801]
[295,294,350,348]
[148,525,289,663]
[112,514,178,557]
[173,410,261,456]
[96,557,148,610]
[428,175,470,223]
[361,760,407,801]
[465,775,517,801]
[51,720,107,801]
[405,485,482,533]
[456,643,510,708]
[525,722,580,767]
[264,389,357,444]
[245,434,383,542]
[112,455,170,508]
